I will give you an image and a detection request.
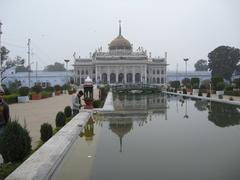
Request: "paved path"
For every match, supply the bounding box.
[9,94,72,149]
[9,87,99,149]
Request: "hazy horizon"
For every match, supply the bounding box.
[1,0,240,71]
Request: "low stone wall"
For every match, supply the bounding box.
[164,91,240,106]
[6,110,92,180]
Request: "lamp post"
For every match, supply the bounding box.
[64,59,70,85]
[209,81,212,97]
[183,58,189,88]
[0,20,3,86]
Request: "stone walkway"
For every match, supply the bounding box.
[9,87,99,149]
[9,94,72,149]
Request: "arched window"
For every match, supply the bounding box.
[127,73,133,83]
[135,73,141,83]
[153,77,156,83]
[157,77,160,84]
[81,70,84,75]
[102,73,107,84]
[153,70,155,74]
[161,78,164,84]
[157,70,160,74]
[161,70,164,74]
[78,70,80,75]
[110,73,116,83]
[86,70,88,75]
[81,78,84,84]
[118,73,124,83]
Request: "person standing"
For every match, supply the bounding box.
[0,86,9,135]
[72,90,84,117]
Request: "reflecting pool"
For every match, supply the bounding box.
[53,94,240,180]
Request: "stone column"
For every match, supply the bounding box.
[107,67,110,84]
[133,67,135,84]
[95,66,98,84]
[124,66,127,84]
[116,68,119,83]
[144,65,147,84]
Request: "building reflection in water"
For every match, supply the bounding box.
[99,93,168,152]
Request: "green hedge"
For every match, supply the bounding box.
[41,91,52,99]
[93,99,102,108]
[224,91,240,96]
[4,94,18,104]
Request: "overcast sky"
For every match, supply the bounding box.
[1,0,240,71]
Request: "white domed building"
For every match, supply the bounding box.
[73,22,167,85]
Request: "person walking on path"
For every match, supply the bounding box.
[72,90,84,117]
[0,86,10,135]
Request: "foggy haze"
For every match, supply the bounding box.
[1,0,240,71]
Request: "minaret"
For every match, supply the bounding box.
[119,20,122,36]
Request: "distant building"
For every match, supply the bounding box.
[2,66,73,88]
[167,71,211,83]
[73,22,167,85]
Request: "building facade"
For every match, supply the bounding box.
[2,66,73,88]
[73,23,167,86]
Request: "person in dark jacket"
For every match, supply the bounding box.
[0,86,9,135]
[72,90,84,117]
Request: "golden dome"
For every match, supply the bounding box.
[109,21,132,50]
[109,35,132,50]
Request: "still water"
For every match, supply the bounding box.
[53,93,240,180]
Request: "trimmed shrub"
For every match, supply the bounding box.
[206,92,211,97]
[191,78,200,88]
[225,85,233,92]
[183,89,187,94]
[211,77,224,90]
[45,86,54,92]
[40,123,53,142]
[18,86,29,96]
[2,84,10,95]
[31,85,42,94]
[229,97,234,101]
[93,99,102,108]
[41,91,52,99]
[198,91,203,96]
[3,94,18,104]
[64,106,72,118]
[55,111,66,127]
[54,85,61,91]
[224,91,240,96]
[216,82,225,91]
[170,81,180,89]
[192,83,199,89]
[0,121,31,163]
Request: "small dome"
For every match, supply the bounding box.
[109,35,132,50]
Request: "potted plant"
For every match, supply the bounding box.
[31,85,42,100]
[54,85,62,96]
[18,86,30,103]
[192,83,199,94]
[216,82,225,96]
[84,97,93,108]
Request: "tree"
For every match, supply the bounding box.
[208,46,240,82]
[194,59,208,71]
[44,62,66,71]
[5,56,25,69]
